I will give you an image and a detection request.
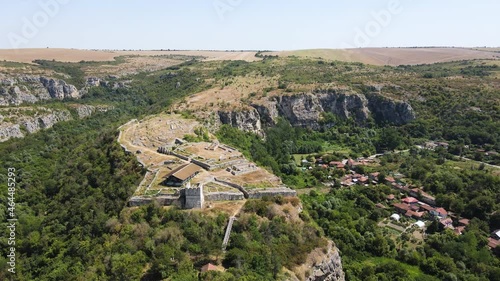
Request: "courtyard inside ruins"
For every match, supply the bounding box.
[118,113,295,208]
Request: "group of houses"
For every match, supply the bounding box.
[311,156,476,237]
[390,196,469,235]
[304,157,378,171]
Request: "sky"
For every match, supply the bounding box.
[1,0,499,50]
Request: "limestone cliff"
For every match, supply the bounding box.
[73,104,114,118]
[305,242,345,281]
[21,110,72,134]
[0,124,24,142]
[288,240,345,281]
[0,104,113,142]
[217,90,415,133]
[218,108,262,134]
[0,74,128,106]
[39,77,80,99]
[0,75,82,105]
[365,93,416,125]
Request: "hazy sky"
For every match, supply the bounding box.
[1,0,499,50]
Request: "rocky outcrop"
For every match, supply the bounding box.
[365,93,416,125]
[218,109,262,134]
[0,104,113,142]
[39,77,80,99]
[22,110,72,134]
[0,74,129,106]
[0,124,24,142]
[252,102,279,126]
[217,90,415,133]
[273,94,324,129]
[74,104,114,118]
[0,109,72,142]
[316,90,370,122]
[304,242,345,281]
[0,75,82,105]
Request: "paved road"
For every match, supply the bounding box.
[373,147,500,170]
[458,156,500,169]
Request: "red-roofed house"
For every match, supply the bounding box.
[405,210,425,219]
[454,226,466,235]
[369,172,380,180]
[329,161,344,168]
[385,177,396,184]
[419,204,435,212]
[440,218,454,229]
[358,177,369,184]
[488,238,499,250]
[201,263,223,273]
[386,194,395,201]
[410,204,421,211]
[431,208,448,219]
[402,197,419,204]
[409,188,421,198]
[419,191,436,206]
[393,203,411,213]
[458,218,470,226]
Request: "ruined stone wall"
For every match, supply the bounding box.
[205,192,245,201]
[128,195,181,207]
[247,188,297,199]
[182,187,204,209]
[214,178,249,198]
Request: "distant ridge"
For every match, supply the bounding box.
[0,47,498,66]
[270,47,499,66]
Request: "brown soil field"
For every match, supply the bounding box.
[1,48,497,67]
[0,48,259,63]
[271,47,499,66]
[0,48,117,63]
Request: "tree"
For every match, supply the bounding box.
[377,127,404,152]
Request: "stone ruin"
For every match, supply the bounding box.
[182,184,205,209]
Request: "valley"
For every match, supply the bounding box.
[0,48,498,281]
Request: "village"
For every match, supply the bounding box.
[116,113,500,254]
[307,154,500,252]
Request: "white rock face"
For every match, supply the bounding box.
[0,75,83,106]
[218,108,263,134]
[217,89,416,135]
[0,124,24,142]
[21,110,72,134]
[305,243,345,281]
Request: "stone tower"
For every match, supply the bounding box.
[183,184,204,209]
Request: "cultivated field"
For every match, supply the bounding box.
[272,47,499,66]
[0,48,259,63]
[2,48,498,68]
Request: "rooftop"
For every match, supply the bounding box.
[167,163,202,181]
[201,263,223,273]
[402,197,419,204]
[435,207,448,216]
[393,203,411,211]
